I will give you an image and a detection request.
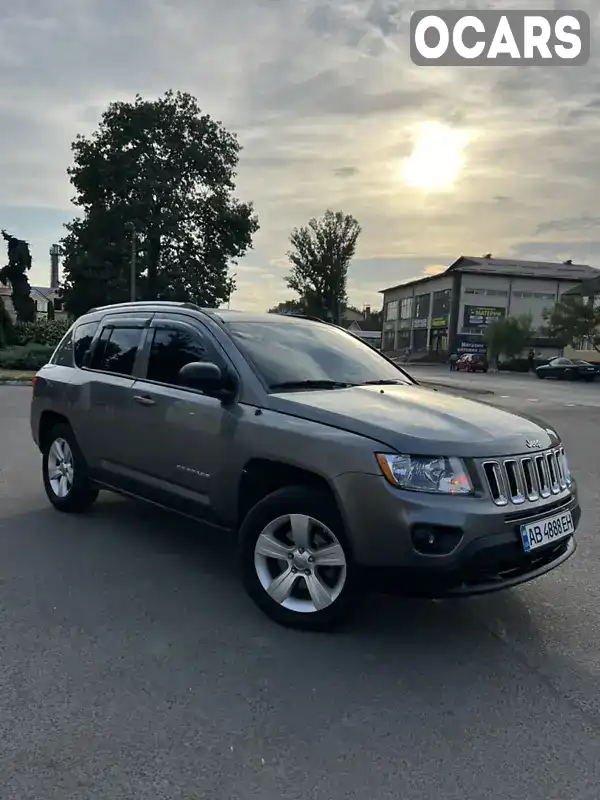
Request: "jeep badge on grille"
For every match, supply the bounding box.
[526,439,542,449]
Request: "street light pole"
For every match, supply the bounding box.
[125,222,136,301]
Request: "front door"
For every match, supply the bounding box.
[125,316,239,525]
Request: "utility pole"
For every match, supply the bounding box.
[124,222,136,301]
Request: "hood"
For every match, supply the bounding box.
[267,384,557,457]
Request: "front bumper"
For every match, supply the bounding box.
[333,472,580,597]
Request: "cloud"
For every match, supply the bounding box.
[1,0,600,311]
[422,264,448,276]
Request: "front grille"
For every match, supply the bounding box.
[482,447,571,506]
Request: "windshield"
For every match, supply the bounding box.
[227,320,413,390]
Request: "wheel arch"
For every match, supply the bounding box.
[38,410,71,451]
[236,458,342,531]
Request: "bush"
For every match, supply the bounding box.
[498,358,549,372]
[12,318,70,348]
[0,343,55,370]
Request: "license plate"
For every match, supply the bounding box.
[520,511,574,553]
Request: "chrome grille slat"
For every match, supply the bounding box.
[483,447,571,506]
[520,457,539,501]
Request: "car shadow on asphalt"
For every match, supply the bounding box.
[3,490,545,652]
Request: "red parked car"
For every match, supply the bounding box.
[456,353,489,373]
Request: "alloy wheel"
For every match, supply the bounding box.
[253,513,347,614]
[47,437,74,499]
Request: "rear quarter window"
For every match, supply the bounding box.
[73,321,100,368]
[51,329,75,366]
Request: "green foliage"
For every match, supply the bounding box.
[13,318,70,348]
[484,314,534,360]
[47,300,55,321]
[60,90,259,318]
[285,210,361,322]
[0,230,36,322]
[0,343,54,370]
[543,296,600,352]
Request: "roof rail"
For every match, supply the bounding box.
[272,312,329,323]
[87,300,202,313]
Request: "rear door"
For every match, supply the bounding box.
[72,314,151,479]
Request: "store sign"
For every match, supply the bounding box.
[457,337,487,355]
[431,316,448,328]
[413,318,428,329]
[463,305,505,328]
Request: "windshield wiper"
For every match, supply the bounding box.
[359,379,409,386]
[269,379,356,391]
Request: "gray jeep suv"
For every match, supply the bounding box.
[31,302,580,629]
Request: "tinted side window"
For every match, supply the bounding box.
[51,329,74,366]
[146,327,208,385]
[73,322,99,368]
[90,326,143,376]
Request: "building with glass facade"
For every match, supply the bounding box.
[380,255,600,358]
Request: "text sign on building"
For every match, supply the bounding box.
[430,316,448,328]
[457,337,487,355]
[410,11,590,67]
[463,305,505,329]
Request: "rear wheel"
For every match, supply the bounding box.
[239,486,360,630]
[42,423,99,513]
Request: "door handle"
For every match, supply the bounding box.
[133,394,155,406]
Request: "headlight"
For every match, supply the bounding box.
[376,453,473,495]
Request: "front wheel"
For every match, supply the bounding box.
[239,486,360,630]
[42,423,99,513]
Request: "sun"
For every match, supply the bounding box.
[402,123,468,192]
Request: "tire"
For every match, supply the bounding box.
[239,486,360,631]
[564,369,574,381]
[42,423,99,513]
[536,372,544,379]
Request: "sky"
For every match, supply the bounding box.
[1,0,600,312]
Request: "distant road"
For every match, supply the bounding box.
[404,364,600,410]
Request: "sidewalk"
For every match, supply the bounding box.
[0,370,36,385]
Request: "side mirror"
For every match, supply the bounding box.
[178,361,237,401]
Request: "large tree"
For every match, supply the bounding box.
[543,296,600,352]
[285,210,361,322]
[0,231,36,323]
[60,90,259,317]
[484,314,534,361]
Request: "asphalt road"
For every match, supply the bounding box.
[407,363,600,409]
[1,385,600,799]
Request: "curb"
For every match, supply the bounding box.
[0,379,33,385]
